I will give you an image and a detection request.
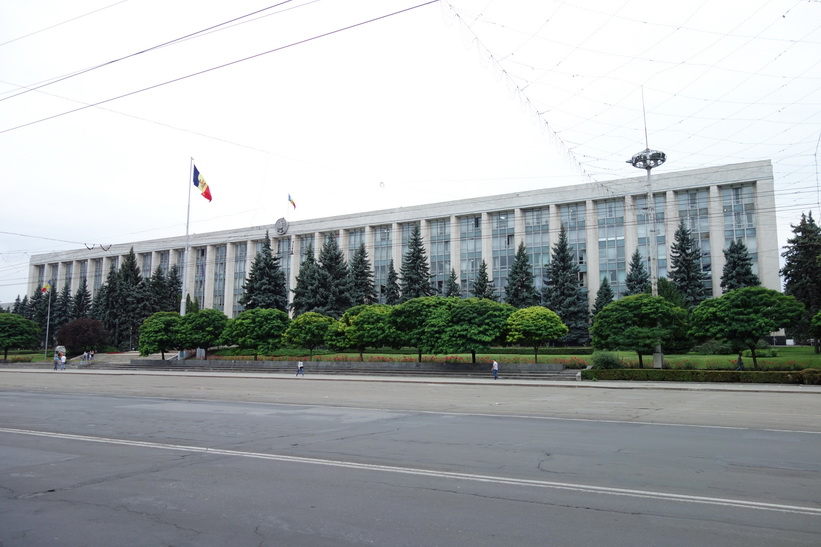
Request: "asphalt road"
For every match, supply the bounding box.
[1,371,819,546]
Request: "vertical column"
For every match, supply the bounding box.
[514,208,525,249]
[481,212,492,271]
[203,245,215,310]
[584,200,597,297]
[549,204,561,248]
[420,219,431,257]
[340,229,350,262]
[225,242,237,316]
[708,185,724,296]
[665,190,677,271]
[391,223,402,269]
[450,216,460,281]
[623,195,638,261]
[754,177,779,291]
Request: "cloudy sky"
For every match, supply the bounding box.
[2,0,820,304]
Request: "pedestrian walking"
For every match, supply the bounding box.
[735,353,744,371]
[296,361,304,376]
[491,360,499,380]
[53,352,60,370]
[60,353,66,371]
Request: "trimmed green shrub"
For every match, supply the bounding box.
[580,369,807,384]
[590,352,623,369]
[692,340,734,355]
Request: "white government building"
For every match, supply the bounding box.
[28,160,779,317]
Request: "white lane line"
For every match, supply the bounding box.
[2,426,819,516]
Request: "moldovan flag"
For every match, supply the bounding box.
[41,281,51,293]
[288,194,296,209]
[193,165,212,202]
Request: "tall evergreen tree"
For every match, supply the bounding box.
[166,265,183,312]
[384,259,401,305]
[625,249,651,295]
[505,241,539,308]
[29,287,49,333]
[399,225,434,301]
[317,234,352,318]
[721,239,760,292]
[444,268,461,297]
[591,277,614,320]
[348,242,377,306]
[146,265,169,313]
[668,220,708,308]
[542,225,589,345]
[471,259,497,300]
[12,296,23,315]
[52,283,73,334]
[239,232,288,312]
[72,278,92,318]
[17,295,31,320]
[657,277,687,309]
[780,212,821,347]
[115,248,150,350]
[291,243,329,316]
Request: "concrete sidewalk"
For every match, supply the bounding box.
[2,367,820,394]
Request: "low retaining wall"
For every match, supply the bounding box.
[135,359,565,373]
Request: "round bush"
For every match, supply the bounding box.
[590,352,624,369]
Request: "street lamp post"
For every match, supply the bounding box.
[627,148,666,368]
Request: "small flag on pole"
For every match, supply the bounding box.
[288,194,296,209]
[193,165,212,202]
[41,281,51,293]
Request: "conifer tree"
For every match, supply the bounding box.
[444,268,461,297]
[52,283,73,334]
[505,241,539,308]
[384,259,401,305]
[116,248,150,350]
[348,242,377,306]
[18,295,32,321]
[72,278,92,319]
[471,259,497,300]
[317,234,352,318]
[780,212,821,347]
[625,249,650,295]
[291,243,331,316]
[146,266,169,313]
[668,221,708,308]
[591,277,614,320]
[542,225,589,345]
[166,265,183,312]
[399,225,434,301]
[239,231,288,312]
[721,239,759,292]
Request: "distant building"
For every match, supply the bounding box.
[28,160,779,316]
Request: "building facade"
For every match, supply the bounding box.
[28,161,780,316]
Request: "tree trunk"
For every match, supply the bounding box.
[637,351,644,368]
[471,350,476,364]
[418,349,422,362]
[534,346,539,363]
[751,347,759,370]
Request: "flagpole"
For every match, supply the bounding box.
[180,158,193,316]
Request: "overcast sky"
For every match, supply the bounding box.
[2,0,820,304]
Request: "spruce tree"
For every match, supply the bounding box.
[384,259,401,305]
[291,243,331,316]
[505,241,539,308]
[72,278,92,319]
[721,239,760,292]
[471,259,497,300]
[668,220,708,308]
[116,248,150,350]
[52,283,73,335]
[780,212,821,347]
[317,234,352,318]
[542,225,589,345]
[348,242,377,306]
[399,225,434,301]
[625,249,650,295]
[239,232,288,312]
[18,295,32,321]
[444,268,461,297]
[166,265,183,312]
[591,277,614,320]
[146,265,169,313]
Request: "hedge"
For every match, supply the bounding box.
[580,369,821,384]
